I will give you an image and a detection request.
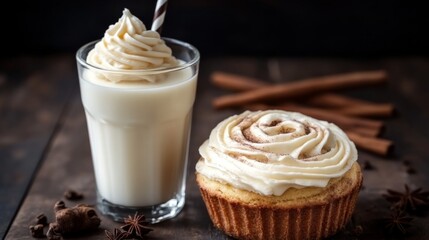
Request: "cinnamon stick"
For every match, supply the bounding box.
[211,71,268,91]
[333,104,395,118]
[247,103,384,137]
[347,126,380,138]
[212,70,388,109]
[212,71,393,117]
[306,93,383,108]
[346,131,393,156]
[305,93,395,117]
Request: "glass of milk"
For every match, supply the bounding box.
[76,38,199,223]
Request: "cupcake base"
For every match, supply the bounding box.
[196,162,362,240]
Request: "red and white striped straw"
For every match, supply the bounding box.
[151,0,168,33]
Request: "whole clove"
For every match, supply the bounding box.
[35,213,48,227]
[29,224,45,238]
[63,189,84,201]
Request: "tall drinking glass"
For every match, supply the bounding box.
[76,38,199,223]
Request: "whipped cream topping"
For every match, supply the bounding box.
[196,110,358,196]
[86,8,177,82]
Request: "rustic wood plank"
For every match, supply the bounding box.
[0,55,77,239]
[5,57,429,239]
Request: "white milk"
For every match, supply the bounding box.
[79,65,197,207]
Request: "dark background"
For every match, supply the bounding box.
[2,0,428,57]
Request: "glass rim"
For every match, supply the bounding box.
[76,37,200,75]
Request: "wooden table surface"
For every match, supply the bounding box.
[2,55,429,239]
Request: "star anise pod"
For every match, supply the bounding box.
[383,184,429,212]
[382,210,413,234]
[120,213,153,239]
[105,228,130,240]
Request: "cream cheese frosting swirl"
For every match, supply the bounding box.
[196,110,358,196]
[86,8,177,82]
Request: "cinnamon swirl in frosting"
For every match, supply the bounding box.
[196,110,362,240]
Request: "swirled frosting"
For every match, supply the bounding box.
[86,8,177,82]
[196,110,358,196]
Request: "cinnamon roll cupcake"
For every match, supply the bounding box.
[196,110,362,240]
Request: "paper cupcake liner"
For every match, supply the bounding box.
[199,182,361,240]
